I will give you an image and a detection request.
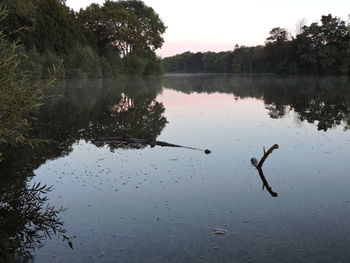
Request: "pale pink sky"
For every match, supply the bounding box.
[67,0,349,57]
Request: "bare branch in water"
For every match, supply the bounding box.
[256,168,278,197]
[251,144,279,197]
[257,144,279,169]
[94,137,211,154]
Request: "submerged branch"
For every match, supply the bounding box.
[257,144,279,169]
[251,144,279,197]
[93,137,211,154]
[256,168,278,197]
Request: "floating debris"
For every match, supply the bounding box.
[213,228,228,235]
[94,136,211,154]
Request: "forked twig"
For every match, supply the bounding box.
[251,144,279,197]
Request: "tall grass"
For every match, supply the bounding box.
[0,6,51,160]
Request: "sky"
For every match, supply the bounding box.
[66,0,349,57]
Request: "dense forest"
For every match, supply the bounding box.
[1,0,166,78]
[162,14,350,75]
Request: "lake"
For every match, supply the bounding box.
[2,74,350,263]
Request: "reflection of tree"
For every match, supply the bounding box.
[2,78,166,167]
[165,74,350,131]
[0,78,166,260]
[24,77,167,155]
[110,96,166,140]
[0,180,71,262]
[265,103,288,119]
[259,78,350,131]
[256,168,278,197]
[90,92,167,146]
[297,99,347,131]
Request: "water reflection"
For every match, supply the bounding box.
[1,78,167,175]
[2,75,350,262]
[36,78,167,152]
[256,167,278,197]
[3,75,349,169]
[164,74,350,131]
[0,78,167,260]
[0,176,70,262]
[251,144,280,198]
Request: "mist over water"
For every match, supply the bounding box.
[2,74,350,263]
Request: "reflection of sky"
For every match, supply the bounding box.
[33,85,350,262]
[158,89,262,117]
[66,0,350,57]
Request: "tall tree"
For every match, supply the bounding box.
[78,0,166,57]
[295,14,350,75]
[264,27,290,72]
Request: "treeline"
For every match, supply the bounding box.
[162,14,350,75]
[162,51,234,73]
[2,0,166,78]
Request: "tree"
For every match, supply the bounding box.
[295,14,350,75]
[78,0,165,57]
[119,0,166,53]
[2,0,88,54]
[264,27,290,73]
[265,27,289,44]
[232,46,264,73]
[78,0,166,75]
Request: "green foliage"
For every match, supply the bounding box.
[99,46,123,77]
[2,0,166,78]
[78,0,166,76]
[119,0,166,51]
[65,45,102,78]
[0,8,50,159]
[143,54,163,76]
[232,46,265,73]
[162,51,234,73]
[295,15,350,75]
[2,0,87,52]
[122,52,148,75]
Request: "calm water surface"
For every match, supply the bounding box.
[2,74,350,262]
